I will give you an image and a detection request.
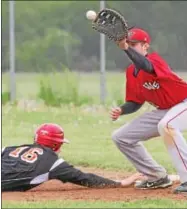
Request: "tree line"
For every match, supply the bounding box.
[2,1,187,72]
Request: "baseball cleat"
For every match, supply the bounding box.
[135,175,172,189]
[173,182,187,194]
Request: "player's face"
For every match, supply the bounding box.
[128,42,148,55]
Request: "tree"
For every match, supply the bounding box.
[2,1,187,72]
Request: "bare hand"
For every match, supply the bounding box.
[110,107,122,121]
[120,173,147,187]
[116,38,129,50]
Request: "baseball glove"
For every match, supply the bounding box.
[92,8,128,42]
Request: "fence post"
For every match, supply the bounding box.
[100,0,106,104]
[9,0,16,102]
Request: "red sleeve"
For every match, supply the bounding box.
[125,68,145,104]
[147,52,172,78]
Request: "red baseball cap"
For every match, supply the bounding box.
[127,28,151,44]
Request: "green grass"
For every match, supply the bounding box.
[2,199,187,208]
[2,104,187,172]
[2,72,187,104]
[2,72,125,104]
[2,72,187,208]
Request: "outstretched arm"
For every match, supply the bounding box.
[49,161,144,188]
[124,47,154,74]
[117,39,154,74]
[49,161,120,188]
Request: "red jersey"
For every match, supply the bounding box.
[125,52,187,109]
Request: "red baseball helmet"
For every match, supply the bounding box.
[127,28,151,44]
[34,123,69,152]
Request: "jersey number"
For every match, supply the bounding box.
[9,147,43,163]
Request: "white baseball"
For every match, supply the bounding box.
[86,10,97,21]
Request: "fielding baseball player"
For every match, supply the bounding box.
[2,123,144,192]
[110,27,187,194]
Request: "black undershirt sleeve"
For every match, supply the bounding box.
[49,161,121,188]
[120,101,142,115]
[124,47,154,74]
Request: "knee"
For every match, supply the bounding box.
[158,119,176,136]
[111,128,131,145]
[157,120,166,135]
[158,119,177,146]
[111,129,128,144]
[111,129,120,143]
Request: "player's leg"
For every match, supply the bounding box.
[112,109,170,184]
[158,99,187,193]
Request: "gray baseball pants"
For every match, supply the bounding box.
[112,99,187,183]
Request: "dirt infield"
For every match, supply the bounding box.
[2,167,187,202]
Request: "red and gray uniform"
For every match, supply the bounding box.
[112,47,187,183]
[2,144,120,191]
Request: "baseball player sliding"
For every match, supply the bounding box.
[110,27,187,194]
[2,123,145,192]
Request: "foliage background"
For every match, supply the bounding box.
[2,1,187,73]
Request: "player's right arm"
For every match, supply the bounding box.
[49,160,121,188]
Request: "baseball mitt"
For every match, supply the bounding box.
[92,8,128,42]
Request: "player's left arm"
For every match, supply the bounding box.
[124,47,154,74]
[125,48,174,78]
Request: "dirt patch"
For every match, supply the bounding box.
[2,167,187,202]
